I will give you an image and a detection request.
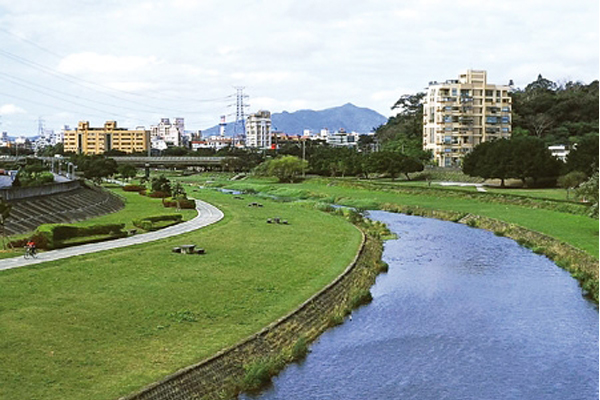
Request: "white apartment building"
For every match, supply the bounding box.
[326,129,358,147]
[150,118,184,147]
[423,70,512,167]
[246,111,271,149]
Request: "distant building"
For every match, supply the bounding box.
[326,128,358,147]
[423,70,512,167]
[246,111,272,149]
[150,118,184,147]
[548,145,569,161]
[63,121,149,154]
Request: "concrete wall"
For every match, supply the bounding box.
[121,231,378,400]
[0,180,82,201]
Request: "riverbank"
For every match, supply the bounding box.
[205,178,597,303]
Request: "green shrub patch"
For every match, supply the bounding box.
[132,214,183,231]
[122,185,146,192]
[31,223,126,249]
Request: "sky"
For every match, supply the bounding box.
[0,0,598,136]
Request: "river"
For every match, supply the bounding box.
[241,211,598,400]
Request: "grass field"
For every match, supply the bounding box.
[207,177,598,258]
[0,189,362,400]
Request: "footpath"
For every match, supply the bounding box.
[0,199,224,272]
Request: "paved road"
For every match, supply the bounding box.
[0,199,224,272]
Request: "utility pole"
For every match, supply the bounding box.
[302,138,306,179]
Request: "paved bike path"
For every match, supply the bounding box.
[0,199,224,272]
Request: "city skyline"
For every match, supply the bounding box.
[0,0,598,136]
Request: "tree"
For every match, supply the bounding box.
[118,165,137,181]
[463,139,513,187]
[262,155,308,183]
[74,155,118,184]
[462,138,560,187]
[510,136,562,186]
[364,151,423,181]
[151,175,172,195]
[565,135,599,177]
[575,171,599,218]
[557,171,587,200]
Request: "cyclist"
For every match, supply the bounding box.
[25,240,36,257]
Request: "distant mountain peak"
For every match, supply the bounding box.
[202,103,387,136]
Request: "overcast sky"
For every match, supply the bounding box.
[0,0,598,136]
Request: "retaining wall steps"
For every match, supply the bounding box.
[5,186,124,236]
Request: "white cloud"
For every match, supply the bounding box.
[0,0,597,135]
[57,52,161,75]
[0,104,27,115]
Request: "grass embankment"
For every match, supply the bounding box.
[0,190,362,400]
[212,178,598,258]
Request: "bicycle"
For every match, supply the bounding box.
[24,246,37,259]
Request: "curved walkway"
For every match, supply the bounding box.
[0,199,224,272]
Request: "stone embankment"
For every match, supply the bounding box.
[2,181,124,235]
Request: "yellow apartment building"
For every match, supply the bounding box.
[423,70,512,167]
[63,121,150,154]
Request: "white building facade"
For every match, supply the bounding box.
[246,111,271,149]
[423,70,512,167]
[150,118,184,147]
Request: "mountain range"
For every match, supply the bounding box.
[202,103,388,136]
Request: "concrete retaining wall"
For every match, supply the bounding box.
[121,230,379,400]
[1,180,82,201]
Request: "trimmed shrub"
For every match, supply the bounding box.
[122,185,146,192]
[31,223,126,249]
[132,214,183,231]
[163,199,196,209]
[148,191,170,198]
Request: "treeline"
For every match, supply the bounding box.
[511,75,599,145]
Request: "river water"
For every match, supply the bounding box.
[241,211,598,400]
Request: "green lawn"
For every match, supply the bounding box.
[0,190,362,400]
[215,178,598,258]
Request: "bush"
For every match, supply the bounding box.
[122,185,146,192]
[148,191,170,198]
[132,214,183,231]
[163,199,196,209]
[31,223,126,249]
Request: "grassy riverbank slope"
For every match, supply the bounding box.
[0,190,362,400]
[210,177,598,257]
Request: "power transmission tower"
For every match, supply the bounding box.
[231,87,249,144]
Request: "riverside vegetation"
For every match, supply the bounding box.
[194,175,598,303]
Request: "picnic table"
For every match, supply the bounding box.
[180,244,196,254]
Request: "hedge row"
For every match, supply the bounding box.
[132,214,183,231]
[123,185,146,192]
[163,199,196,209]
[28,223,126,249]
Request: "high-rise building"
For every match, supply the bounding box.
[246,111,271,149]
[63,121,149,154]
[422,70,512,167]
